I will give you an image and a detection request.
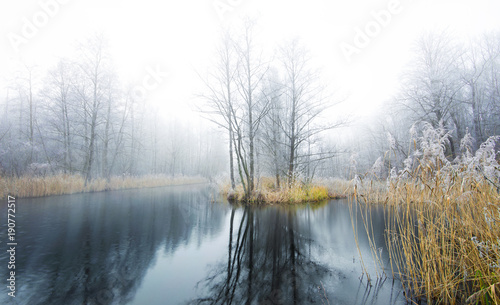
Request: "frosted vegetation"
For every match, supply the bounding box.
[0,19,498,303]
[350,123,500,304]
[0,26,498,204]
[381,122,499,191]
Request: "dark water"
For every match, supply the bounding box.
[0,185,405,305]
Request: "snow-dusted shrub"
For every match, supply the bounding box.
[382,121,499,192]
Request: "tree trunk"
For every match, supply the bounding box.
[227,87,236,189]
[84,83,99,185]
[130,101,135,175]
[247,63,255,193]
[29,75,34,164]
[64,100,73,173]
[229,122,235,189]
[102,94,111,181]
[470,83,483,149]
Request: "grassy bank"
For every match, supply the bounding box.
[351,135,500,304]
[379,170,500,304]
[219,177,347,204]
[0,174,207,198]
[354,176,500,304]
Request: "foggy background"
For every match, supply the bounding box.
[1,0,499,181]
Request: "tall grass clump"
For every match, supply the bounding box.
[0,174,207,198]
[360,123,500,304]
[217,176,335,204]
[347,154,388,285]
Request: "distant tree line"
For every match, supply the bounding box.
[0,34,225,182]
[348,31,500,176]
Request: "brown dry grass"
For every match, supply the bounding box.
[0,174,207,198]
[353,164,500,304]
[219,177,341,204]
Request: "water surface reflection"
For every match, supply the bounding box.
[0,185,404,305]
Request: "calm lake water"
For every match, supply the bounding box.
[0,185,406,305]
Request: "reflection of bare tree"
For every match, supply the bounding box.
[0,186,225,305]
[194,205,330,305]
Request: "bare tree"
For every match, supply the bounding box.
[76,34,111,184]
[460,38,489,149]
[101,75,119,180]
[278,39,343,183]
[459,33,500,148]
[14,65,39,165]
[201,28,345,196]
[198,28,239,189]
[42,59,75,173]
[259,67,286,188]
[232,19,270,198]
[25,66,35,163]
[397,31,463,157]
[200,20,271,198]
[481,33,500,136]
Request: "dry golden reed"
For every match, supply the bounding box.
[379,165,500,304]
[0,174,206,198]
[350,128,500,304]
[219,177,341,204]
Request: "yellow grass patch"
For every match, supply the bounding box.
[220,177,341,204]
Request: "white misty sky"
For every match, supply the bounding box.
[1,0,499,122]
